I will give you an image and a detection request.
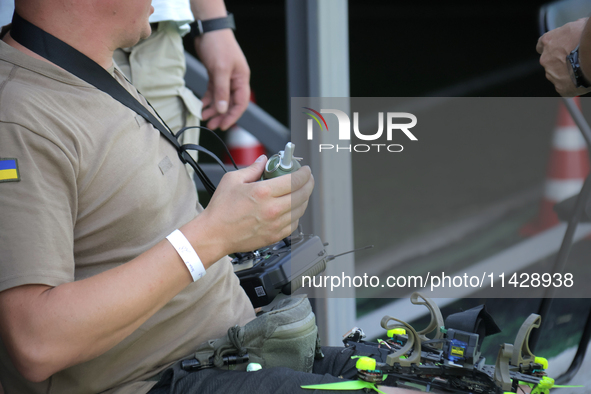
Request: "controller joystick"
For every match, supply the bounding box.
[262,142,302,180]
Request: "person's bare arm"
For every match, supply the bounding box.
[0,158,314,383]
[190,0,250,130]
[537,17,591,96]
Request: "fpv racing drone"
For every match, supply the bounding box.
[303,292,582,394]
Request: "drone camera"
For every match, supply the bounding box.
[444,328,480,366]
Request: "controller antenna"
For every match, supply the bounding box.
[326,245,373,262]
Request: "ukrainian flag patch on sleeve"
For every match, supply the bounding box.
[0,158,20,183]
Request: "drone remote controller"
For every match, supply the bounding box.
[232,142,331,307]
[232,231,328,308]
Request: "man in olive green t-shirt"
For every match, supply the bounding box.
[0,1,314,393]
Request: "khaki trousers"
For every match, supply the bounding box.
[114,21,202,181]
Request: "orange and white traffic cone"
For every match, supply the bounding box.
[225,125,266,166]
[521,97,590,236]
[224,92,265,166]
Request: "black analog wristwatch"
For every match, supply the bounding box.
[567,44,591,88]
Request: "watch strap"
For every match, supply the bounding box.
[568,45,591,88]
[191,13,235,37]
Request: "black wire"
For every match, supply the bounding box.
[140,102,228,194]
[181,151,217,195]
[136,89,229,192]
[180,143,229,173]
[125,76,222,194]
[176,125,239,170]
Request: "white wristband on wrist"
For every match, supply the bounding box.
[166,229,206,282]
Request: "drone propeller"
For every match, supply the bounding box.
[302,356,388,393]
[301,380,386,394]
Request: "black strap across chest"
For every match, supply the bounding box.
[10,12,218,195]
